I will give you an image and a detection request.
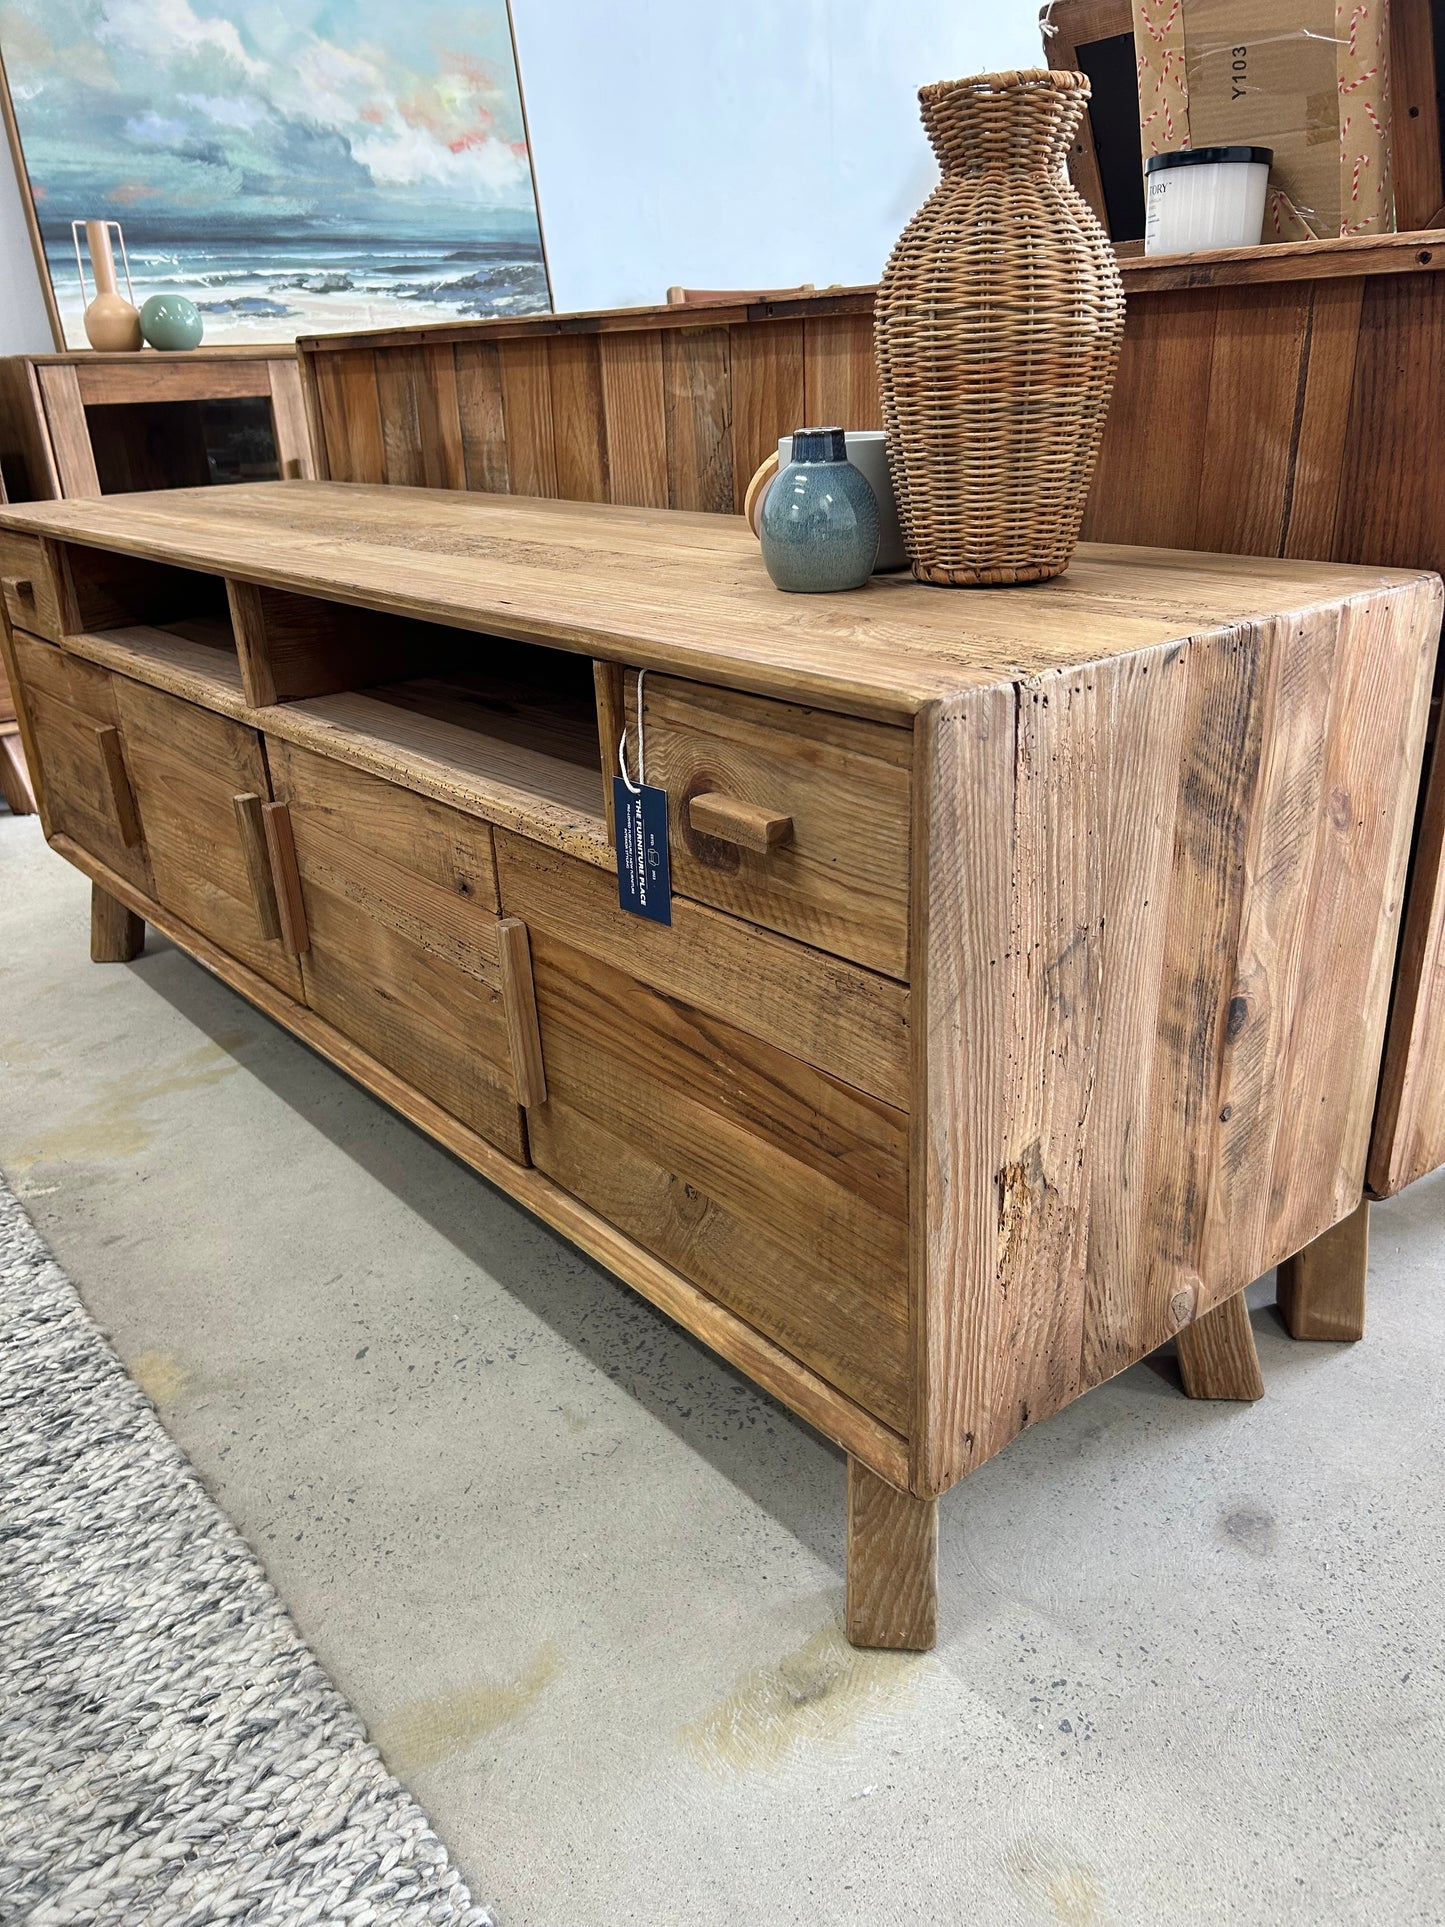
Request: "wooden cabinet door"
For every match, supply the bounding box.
[266,738,529,1163]
[8,631,154,894]
[109,678,304,998]
[510,841,912,1433]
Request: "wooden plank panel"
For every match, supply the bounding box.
[1335,275,1445,575]
[526,929,911,1431]
[36,365,100,498]
[730,320,804,512]
[548,336,609,503]
[1265,579,1440,1246]
[455,340,510,494]
[1282,277,1366,560]
[109,676,303,997]
[910,685,1015,1492]
[802,313,883,431]
[662,326,733,513]
[1370,722,1445,1194]
[597,332,668,508]
[498,338,558,497]
[267,358,314,480]
[642,675,912,978]
[297,867,524,1159]
[417,344,466,491]
[268,737,500,913]
[313,350,385,485]
[1194,284,1311,555]
[494,828,910,1107]
[376,347,428,488]
[22,683,154,892]
[1082,291,1218,547]
[0,530,60,639]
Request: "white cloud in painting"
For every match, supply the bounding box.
[179,92,273,132]
[96,0,265,79]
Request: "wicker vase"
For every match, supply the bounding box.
[875,69,1125,586]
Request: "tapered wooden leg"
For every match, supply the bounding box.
[845,1456,937,1651]
[1176,1288,1265,1400]
[1277,1199,1368,1341]
[90,881,144,963]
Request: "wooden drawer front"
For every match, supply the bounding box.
[269,740,526,1163]
[495,829,909,1108]
[0,531,61,641]
[640,677,912,978]
[109,678,304,999]
[524,926,911,1430]
[12,637,153,893]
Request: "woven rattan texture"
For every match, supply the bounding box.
[875,69,1126,586]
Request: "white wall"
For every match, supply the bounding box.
[0,0,1046,344]
[513,0,1044,312]
[0,142,57,353]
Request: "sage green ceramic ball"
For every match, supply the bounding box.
[139,293,204,352]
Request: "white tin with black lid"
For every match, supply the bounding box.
[1144,146,1273,255]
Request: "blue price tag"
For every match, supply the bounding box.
[613,777,672,925]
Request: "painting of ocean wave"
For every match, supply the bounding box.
[3,0,551,345]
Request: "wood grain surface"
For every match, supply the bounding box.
[1,482,1429,726]
[845,1458,937,1651]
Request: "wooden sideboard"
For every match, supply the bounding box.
[296,232,1445,1343]
[2,480,1437,1645]
[0,348,314,504]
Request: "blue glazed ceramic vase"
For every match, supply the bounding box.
[760,427,880,593]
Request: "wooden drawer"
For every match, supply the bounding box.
[0,530,61,641]
[110,678,304,999]
[268,739,529,1163]
[9,631,153,892]
[515,841,912,1431]
[638,677,912,978]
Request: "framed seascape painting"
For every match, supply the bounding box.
[0,0,551,348]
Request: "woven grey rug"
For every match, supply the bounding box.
[0,1181,491,1925]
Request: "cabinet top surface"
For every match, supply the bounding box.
[2,481,1431,720]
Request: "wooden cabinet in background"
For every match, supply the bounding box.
[0,348,312,504]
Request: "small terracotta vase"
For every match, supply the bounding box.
[874,70,1125,585]
[81,221,142,352]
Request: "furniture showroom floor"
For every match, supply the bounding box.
[3,804,1442,1927]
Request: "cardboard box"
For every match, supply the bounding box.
[1133,0,1393,239]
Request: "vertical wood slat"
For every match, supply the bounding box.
[1081,291,1219,548]
[661,326,733,513]
[498,338,558,497]
[313,350,385,485]
[1370,719,1445,1195]
[296,350,331,481]
[36,364,101,498]
[598,333,668,508]
[548,336,609,502]
[802,314,882,432]
[1335,275,1445,576]
[267,358,315,481]
[1282,278,1365,560]
[730,321,804,512]
[455,340,510,494]
[1193,285,1312,555]
[377,346,464,490]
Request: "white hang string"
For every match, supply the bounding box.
[617,667,647,795]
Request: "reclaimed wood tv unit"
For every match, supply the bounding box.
[1,481,1437,1647]
[296,229,1445,1345]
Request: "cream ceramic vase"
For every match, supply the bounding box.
[874,69,1125,585]
[82,221,142,352]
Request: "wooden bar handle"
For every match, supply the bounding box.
[688,791,793,854]
[260,800,310,955]
[2,574,35,608]
[497,916,547,1109]
[233,792,282,940]
[92,724,142,846]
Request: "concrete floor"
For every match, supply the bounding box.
[3,806,1445,1926]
